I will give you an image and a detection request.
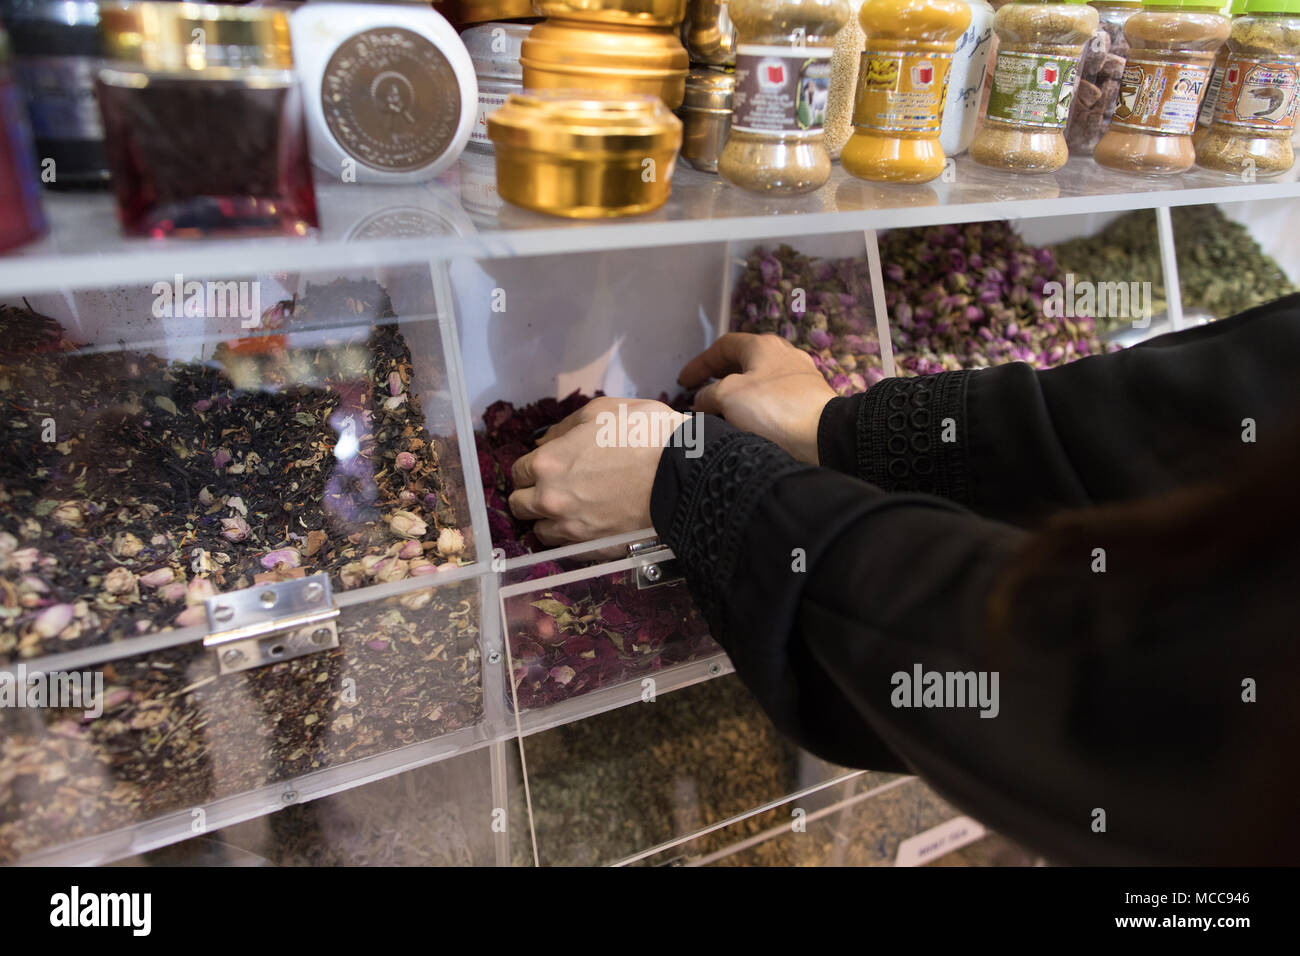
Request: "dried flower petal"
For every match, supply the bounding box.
[33,603,74,638]
[387,510,427,539]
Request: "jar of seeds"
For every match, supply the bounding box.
[970,0,1099,172]
[1195,0,1300,176]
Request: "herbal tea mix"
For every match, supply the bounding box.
[0,282,484,861]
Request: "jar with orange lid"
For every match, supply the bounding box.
[841,0,973,182]
[1195,0,1300,176]
[1093,0,1230,174]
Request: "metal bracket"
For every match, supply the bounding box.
[203,572,340,675]
[627,538,684,590]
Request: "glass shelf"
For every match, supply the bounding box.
[3,151,1298,297]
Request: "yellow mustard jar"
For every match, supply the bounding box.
[841,0,973,183]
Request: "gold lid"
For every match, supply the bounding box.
[436,0,538,26]
[683,68,734,110]
[487,90,682,154]
[532,0,688,27]
[521,19,688,75]
[98,2,292,74]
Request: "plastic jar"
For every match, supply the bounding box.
[1093,0,1229,174]
[718,0,851,194]
[841,0,973,181]
[970,0,1099,171]
[1195,0,1300,176]
[1063,0,1142,155]
[824,0,866,158]
[1191,0,1246,149]
[942,0,998,154]
[461,22,529,152]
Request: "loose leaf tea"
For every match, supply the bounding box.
[476,393,715,712]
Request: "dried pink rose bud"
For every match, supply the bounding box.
[259,547,301,570]
[399,490,416,503]
[139,568,175,589]
[367,638,390,651]
[398,540,423,560]
[388,371,403,396]
[409,561,438,576]
[160,581,188,603]
[395,451,416,471]
[387,510,427,539]
[186,577,217,605]
[220,516,251,542]
[373,557,408,583]
[339,561,366,589]
[51,502,83,527]
[33,603,74,638]
[174,605,207,628]
[436,528,465,557]
[10,548,40,572]
[360,554,385,575]
[103,567,138,596]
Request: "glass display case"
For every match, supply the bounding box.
[2,129,1297,865]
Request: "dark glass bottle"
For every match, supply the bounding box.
[0,23,47,252]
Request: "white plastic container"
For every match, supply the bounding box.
[290,3,477,183]
[940,0,996,157]
[460,22,528,152]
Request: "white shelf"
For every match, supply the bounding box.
[3,151,1298,296]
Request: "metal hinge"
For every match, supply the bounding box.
[203,573,340,674]
[627,538,684,590]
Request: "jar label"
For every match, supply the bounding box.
[985,50,1076,128]
[851,50,954,134]
[13,56,104,141]
[732,46,832,134]
[321,27,463,173]
[1109,58,1210,136]
[1197,64,1225,128]
[472,92,510,146]
[1211,55,1300,132]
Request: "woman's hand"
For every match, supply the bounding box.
[509,397,687,545]
[680,332,835,464]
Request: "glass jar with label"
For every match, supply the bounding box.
[718,0,851,194]
[1093,0,1230,174]
[1195,0,1300,176]
[841,0,972,181]
[940,0,997,155]
[1063,0,1143,156]
[1191,0,1246,150]
[970,0,1099,172]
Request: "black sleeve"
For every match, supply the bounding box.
[652,416,1300,865]
[816,293,1300,526]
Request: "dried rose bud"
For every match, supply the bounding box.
[387,510,427,539]
[221,516,251,542]
[436,528,465,557]
[398,588,434,611]
[103,566,138,598]
[399,489,416,503]
[388,371,404,396]
[0,532,16,557]
[409,561,439,576]
[186,577,217,605]
[373,557,408,583]
[339,562,367,589]
[51,502,83,527]
[360,554,385,575]
[33,603,74,638]
[395,451,416,471]
[9,548,40,572]
[259,547,300,570]
[160,581,187,603]
[367,638,390,651]
[139,567,175,589]
[174,605,207,628]
[398,539,423,560]
[112,532,145,558]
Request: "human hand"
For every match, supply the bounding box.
[680,332,835,464]
[508,397,688,545]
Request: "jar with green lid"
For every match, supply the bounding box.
[970,0,1100,172]
[1063,0,1143,155]
[1195,0,1300,175]
[1093,0,1230,174]
[718,0,851,194]
[1191,0,1248,148]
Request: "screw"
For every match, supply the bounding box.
[487,651,501,665]
[644,564,662,583]
[221,648,245,668]
[281,791,298,804]
[311,627,332,645]
[303,581,324,603]
[260,589,277,608]
[708,662,722,677]
[213,604,234,623]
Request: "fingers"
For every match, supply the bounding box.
[507,486,545,521]
[693,379,725,416]
[511,448,539,488]
[678,333,763,388]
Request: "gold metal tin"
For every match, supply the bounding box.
[98,2,293,74]
[520,18,688,108]
[435,0,538,27]
[682,0,736,65]
[677,68,733,172]
[487,90,682,217]
[532,0,688,28]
